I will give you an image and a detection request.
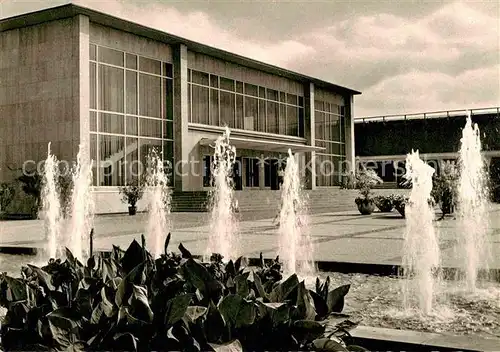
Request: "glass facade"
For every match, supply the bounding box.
[314,100,346,186]
[89,44,174,186]
[188,69,305,137]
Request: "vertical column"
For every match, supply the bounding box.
[304,82,316,190]
[344,95,356,175]
[173,44,189,191]
[76,15,90,164]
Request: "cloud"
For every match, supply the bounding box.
[290,1,499,116]
[355,65,500,117]
[2,0,499,117]
[72,0,315,66]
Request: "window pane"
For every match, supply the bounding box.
[298,107,304,137]
[315,100,324,111]
[163,120,173,139]
[125,137,139,182]
[99,134,125,186]
[235,94,244,129]
[279,104,286,135]
[139,56,161,75]
[244,96,258,131]
[89,134,98,187]
[90,62,96,109]
[98,64,124,113]
[126,70,137,114]
[210,75,219,88]
[192,70,209,85]
[126,115,138,135]
[258,100,266,132]
[139,73,161,118]
[267,89,278,102]
[220,91,235,127]
[139,139,162,176]
[266,101,279,134]
[286,106,298,136]
[126,53,137,69]
[191,85,209,124]
[99,113,124,134]
[89,44,96,61]
[244,83,258,97]
[210,89,219,126]
[163,78,173,120]
[236,81,243,93]
[280,92,286,103]
[220,77,234,91]
[90,111,97,132]
[98,47,123,66]
[324,114,331,141]
[139,118,162,138]
[163,139,174,186]
[315,111,324,140]
[331,115,341,142]
[287,93,297,105]
[298,96,304,107]
[163,63,173,78]
[259,87,266,98]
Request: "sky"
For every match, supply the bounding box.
[1,0,499,118]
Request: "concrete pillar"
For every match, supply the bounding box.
[173,44,189,191]
[75,14,90,164]
[344,95,356,175]
[304,82,316,190]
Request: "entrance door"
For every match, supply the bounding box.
[243,158,260,188]
[233,157,243,190]
[270,159,279,190]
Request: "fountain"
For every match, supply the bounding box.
[67,144,94,261]
[456,111,491,291]
[145,149,171,259]
[207,127,239,261]
[402,150,440,315]
[40,143,62,259]
[278,149,314,276]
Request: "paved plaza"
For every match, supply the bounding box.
[1,204,500,269]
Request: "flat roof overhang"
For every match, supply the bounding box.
[0,4,361,96]
[199,137,325,153]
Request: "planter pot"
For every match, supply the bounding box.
[395,203,405,217]
[128,205,137,216]
[374,201,394,212]
[356,199,375,215]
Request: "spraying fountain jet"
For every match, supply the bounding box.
[402,150,440,315]
[278,149,314,277]
[68,144,94,261]
[207,127,239,261]
[456,111,491,292]
[41,142,62,259]
[145,149,171,259]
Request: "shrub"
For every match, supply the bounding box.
[373,195,394,212]
[0,183,15,212]
[119,179,145,208]
[355,169,382,200]
[0,236,365,351]
[431,162,458,218]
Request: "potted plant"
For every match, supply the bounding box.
[374,195,394,212]
[118,179,144,215]
[431,161,458,220]
[354,169,383,215]
[393,194,408,217]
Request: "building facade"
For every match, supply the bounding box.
[355,107,500,187]
[0,4,360,213]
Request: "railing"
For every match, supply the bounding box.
[355,106,500,123]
